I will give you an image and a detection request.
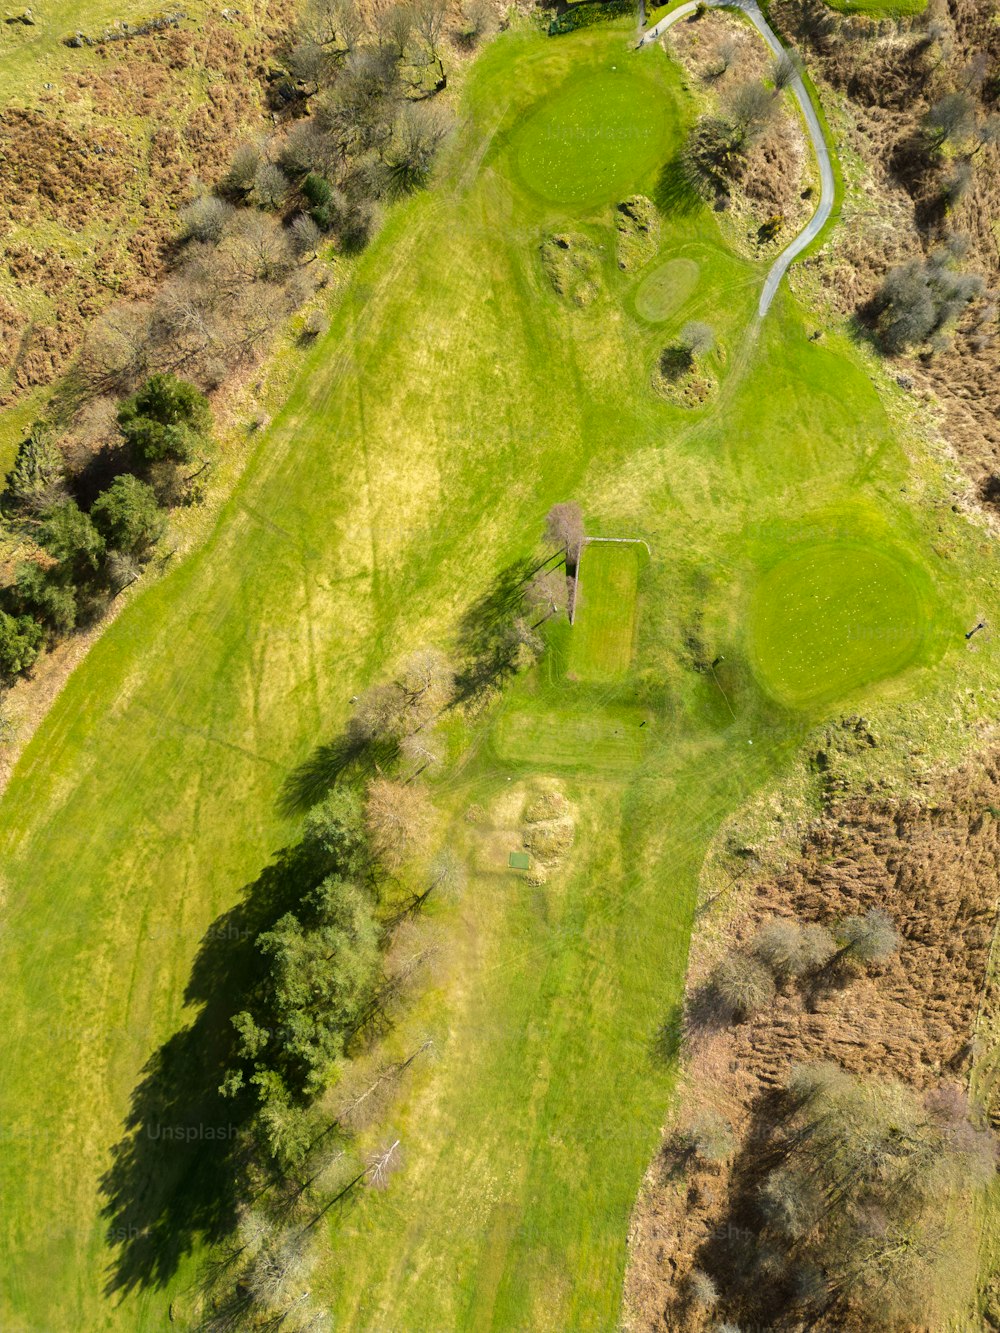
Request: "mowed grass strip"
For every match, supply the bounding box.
[569,542,641,681]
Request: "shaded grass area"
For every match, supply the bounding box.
[0,17,995,1333]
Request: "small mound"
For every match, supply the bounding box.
[615,195,660,272]
[748,541,929,710]
[539,233,603,307]
[651,336,720,408]
[634,257,700,322]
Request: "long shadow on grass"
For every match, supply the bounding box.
[653,155,703,218]
[277,556,545,817]
[276,733,397,818]
[98,839,327,1298]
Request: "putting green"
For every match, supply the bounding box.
[634,257,700,321]
[513,68,676,208]
[747,541,929,709]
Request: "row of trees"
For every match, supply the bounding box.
[200,514,585,1322]
[869,235,987,354]
[0,375,209,681]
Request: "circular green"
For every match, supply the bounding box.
[747,541,928,710]
[634,257,700,321]
[512,69,674,208]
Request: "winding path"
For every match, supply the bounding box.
[638,0,836,317]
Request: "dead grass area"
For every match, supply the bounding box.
[0,5,295,403]
[625,745,1000,1331]
[665,12,813,257]
[770,0,1000,507]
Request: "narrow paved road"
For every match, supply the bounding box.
[639,0,836,317]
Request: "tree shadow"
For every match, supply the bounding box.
[99,841,321,1299]
[649,1000,685,1068]
[652,155,703,218]
[453,555,538,701]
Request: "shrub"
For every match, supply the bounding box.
[0,610,43,680]
[752,918,835,978]
[837,906,900,963]
[302,172,333,208]
[711,951,776,1020]
[684,1112,734,1162]
[91,475,166,555]
[687,1268,719,1308]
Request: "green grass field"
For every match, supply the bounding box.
[568,542,643,680]
[823,0,927,14]
[0,17,996,1333]
[747,537,935,709]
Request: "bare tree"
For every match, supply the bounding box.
[680,320,715,356]
[291,213,324,259]
[412,0,448,61]
[396,646,454,722]
[348,681,408,744]
[222,141,264,198]
[365,776,433,869]
[923,91,975,149]
[253,161,290,211]
[377,2,413,61]
[544,501,585,569]
[179,194,234,244]
[710,36,739,78]
[366,1137,402,1189]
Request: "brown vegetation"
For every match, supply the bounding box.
[0,7,294,403]
[626,746,1000,1330]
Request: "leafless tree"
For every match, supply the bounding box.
[377,2,413,61]
[291,213,324,258]
[253,161,291,211]
[412,0,448,61]
[366,1137,402,1189]
[544,501,585,568]
[222,141,264,198]
[180,194,234,244]
[365,776,433,869]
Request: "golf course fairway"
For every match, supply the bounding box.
[0,18,995,1333]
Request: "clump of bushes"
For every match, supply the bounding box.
[868,242,985,354]
[703,909,898,1024]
